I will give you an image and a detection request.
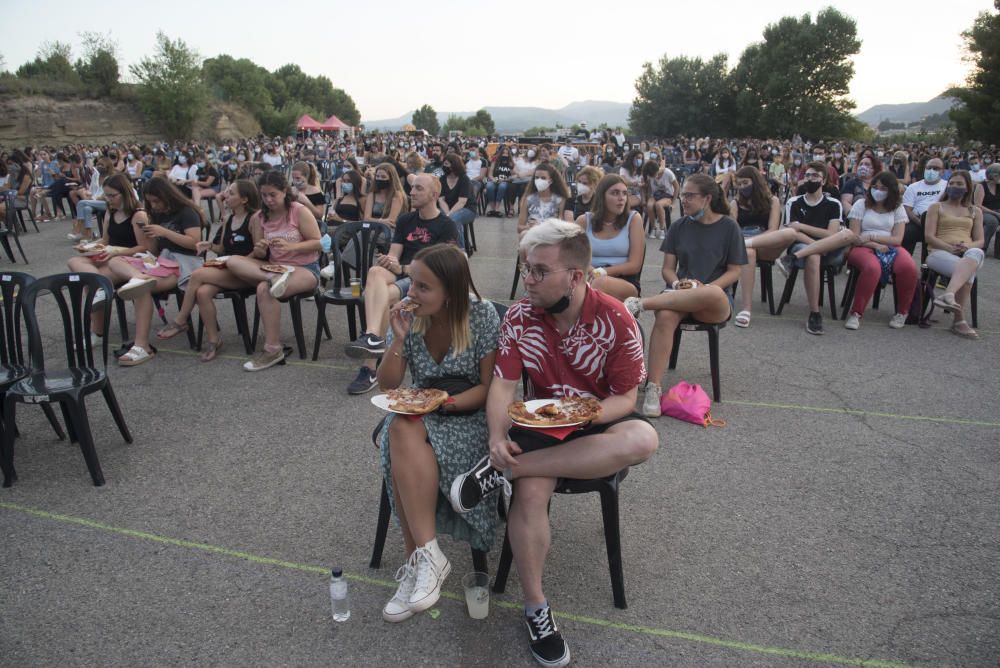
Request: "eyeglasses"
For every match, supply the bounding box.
[679,192,704,200]
[519,265,574,283]
[804,173,823,180]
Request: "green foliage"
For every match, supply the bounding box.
[630,54,735,136]
[16,41,79,83]
[130,32,209,140]
[948,1,1000,143]
[441,110,494,137]
[632,8,860,139]
[74,32,119,96]
[523,126,557,136]
[732,8,860,137]
[412,105,440,135]
[878,119,906,131]
[203,55,274,117]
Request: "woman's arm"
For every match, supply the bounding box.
[291,206,322,251]
[970,208,985,249]
[922,204,951,252]
[516,199,529,234]
[660,252,679,286]
[296,190,324,220]
[382,193,403,226]
[605,215,645,277]
[710,263,742,290]
[767,196,781,231]
[362,193,374,220]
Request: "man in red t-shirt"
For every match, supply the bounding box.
[449,219,658,668]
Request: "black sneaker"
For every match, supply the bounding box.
[806,311,824,335]
[525,605,571,668]
[449,455,511,513]
[346,366,377,394]
[776,254,795,279]
[344,333,386,358]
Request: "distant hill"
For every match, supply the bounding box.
[854,95,956,127]
[364,100,632,133]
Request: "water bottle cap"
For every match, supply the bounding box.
[331,568,343,578]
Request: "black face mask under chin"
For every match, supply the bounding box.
[545,293,571,314]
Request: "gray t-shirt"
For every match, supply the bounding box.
[660,214,748,284]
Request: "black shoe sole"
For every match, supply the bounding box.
[344,342,385,359]
[805,325,824,335]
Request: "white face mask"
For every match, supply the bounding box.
[576,183,590,196]
[871,188,889,202]
[534,178,551,192]
[526,150,536,160]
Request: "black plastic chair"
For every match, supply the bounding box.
[775,262,840,320]
[925,268,978,329]
[669,317,726,402]
[492,469,631,610]
[1,273,132,487]
[0,271,65,441]
[728,259,777,316]
[251,289,319,360]
[196,287,256,354]
[1,191,29,264]
[368,416,489,574]
[312,221,392,360]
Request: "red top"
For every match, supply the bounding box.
[494,286,646,399]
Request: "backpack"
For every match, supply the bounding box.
[907,264,935,328]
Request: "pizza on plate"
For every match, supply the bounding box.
[508,397,603,427]
[261,264,289,274]
[387,388,449,414]
[203,258,227,268]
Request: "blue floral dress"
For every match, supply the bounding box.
[378,300,500,552]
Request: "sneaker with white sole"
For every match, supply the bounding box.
[67,232,83,241]
[642,382,662,417]
[346,366,377,394]
[525,605,571,668]
[844,313,861,330]
[242,346,286,371]
[269,270,291,298]
[344,333,386,358]
[407,539,451,612]
[382,560,417,622]
[116,277,157,300]
[623,296,642,318]
[450,455,511,513]
[888,313,907,329]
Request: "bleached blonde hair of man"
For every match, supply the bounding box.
[519,218,592,270]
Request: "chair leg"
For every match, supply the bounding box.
[509,258,521,300]
[825,269,838,320]
[775,266,799,315]
[472,549,488,574]
[13,233,29,264]
[707,326,721,402]
[251,303,260,351]
[492,525,513,594]
[598,484,627,609]
[370,478,392,569]
[59,401,79,444]
[67,398,105,487]
[40,403,66,440]
[971,278,978,329]
[116,297,130,342]
[667,328,682,370]
[290,299,307,359]
[312,299,327,361]
[840,270,858,320]
[230,296,253,354]
[101,383,133,443]
[1,397,18,486]
[0,235,15,263]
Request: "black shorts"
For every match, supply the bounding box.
[509,412,651,454]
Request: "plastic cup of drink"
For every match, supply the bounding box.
[350,278,361,297]
[463,572,490,619]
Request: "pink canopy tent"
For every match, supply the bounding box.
[321,115,350,131]
[296,114,324,130]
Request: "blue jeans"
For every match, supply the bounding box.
[76,199,107,230]
[449,207,475,250]
[485,180,509,207]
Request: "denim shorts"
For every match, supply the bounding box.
[298,261,321,282]
[741,226,763,239]
[789,243,844,269]
[394,275,412,298]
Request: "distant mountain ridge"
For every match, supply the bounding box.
[854,96,956,127]
[363,100,632,133]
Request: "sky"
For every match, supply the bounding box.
[2,0,993,122]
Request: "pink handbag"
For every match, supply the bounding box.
[660,381,725,427]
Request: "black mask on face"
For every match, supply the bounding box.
[442,164,451,174]
[544,293,571,314]
[804,180,822,194]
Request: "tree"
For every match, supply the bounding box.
[16,41,78,81]
[412,104,439,135]
[75,31,119,96]
[203,55,274,117]
[948,0,1000,143]
[629,54,735,137]
[442,114,466,134]
[731,8,860,138]
[471,109,495,135]
[877,120,905,131]
[130,32,208,139]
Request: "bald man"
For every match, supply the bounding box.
[344,173,463,393]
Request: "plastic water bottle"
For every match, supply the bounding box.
[320,234,332,253]
[329,568,350,622]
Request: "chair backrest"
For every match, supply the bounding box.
[19,272,114,371]
[2,190,19,234]
[0,271,34,367]
[329,221,393,292]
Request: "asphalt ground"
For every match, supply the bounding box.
[0,206,998,667]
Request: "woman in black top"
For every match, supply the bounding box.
[973,164,1000,256]
[66,173,149,339]
[290,161,326,220]
[0,150,33,222]
[564,165,601,221]
[438,153,475,239]
[486,145,514,216]
[727,166,792,327]
[326,169,365,224]
[108,177,204,366]
[157,180,263,361]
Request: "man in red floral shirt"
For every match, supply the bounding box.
[450,219,658,668]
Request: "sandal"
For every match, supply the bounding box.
[950,321,980,340]
[734,310,751,328]
[156,321,190,339]
[200,339,224,362]
[933,292,962,314]
[118,345,155,366]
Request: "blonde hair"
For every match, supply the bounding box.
[519,218,590,270]
[408,244,480,355]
